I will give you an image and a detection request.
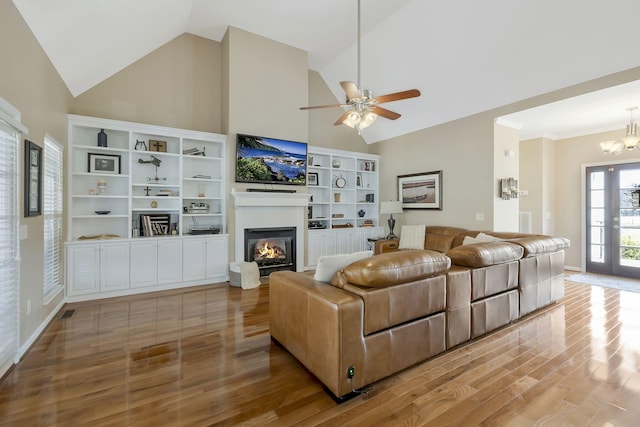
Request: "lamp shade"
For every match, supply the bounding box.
[380,201,403,215]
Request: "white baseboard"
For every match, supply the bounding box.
[564,265,582,272]
[18,299,65,361]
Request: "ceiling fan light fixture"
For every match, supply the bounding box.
[361,110,377,127]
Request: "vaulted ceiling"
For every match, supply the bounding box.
[12,0,640,144]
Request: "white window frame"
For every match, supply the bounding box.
[0,96,26,377]
[43,134,64,304]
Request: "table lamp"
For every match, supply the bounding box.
[380,201,403,239]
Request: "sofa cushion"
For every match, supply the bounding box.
[399,224,426,250]
[509,236,570,257]
[446,241,524,268]
[314,250,373,283]
[331,249,450,288]
[424,226,466,252]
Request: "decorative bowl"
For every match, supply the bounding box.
[95,210,111,215]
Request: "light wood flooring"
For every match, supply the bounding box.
[1,276,639,426]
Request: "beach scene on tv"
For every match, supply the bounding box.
[236,134,307,185]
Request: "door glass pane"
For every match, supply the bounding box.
[590,208,604,226]
[619,170,640,189]
[591,189,604,208]
[591,226,604,244]
[620,208,640,226]
[590,171,605,190]
[620,228,640,267]
[591,244,605,263]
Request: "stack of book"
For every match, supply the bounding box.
[183,147,206,156]
[140,214,170,236]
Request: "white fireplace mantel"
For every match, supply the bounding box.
[231,189,310,272]
[231,189,310,207]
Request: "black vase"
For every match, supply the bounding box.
[97,129,107,147]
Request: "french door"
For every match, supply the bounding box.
[586,163,640,278]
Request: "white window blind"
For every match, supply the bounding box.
[43,136,63,302]
[0,121,19,377]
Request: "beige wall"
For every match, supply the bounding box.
[370,112,495,230]
[0,0,71,346]
[493,123,520,231]
[72,33,222,133]
[519,139,544,232]
[542,138,555,235]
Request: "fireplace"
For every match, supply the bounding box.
[244,227,296,276]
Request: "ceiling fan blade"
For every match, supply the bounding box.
[374,89,421,104]
[300,104,347,110]
[333,110,352,126]
[370,106,401,120]
[340,81,361,101]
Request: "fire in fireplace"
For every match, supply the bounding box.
[245,227,296,276]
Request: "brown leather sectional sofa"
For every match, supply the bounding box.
[269,226,569,400]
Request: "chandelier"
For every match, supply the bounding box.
[600,106,640,155]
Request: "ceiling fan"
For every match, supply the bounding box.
[300,0,421,134]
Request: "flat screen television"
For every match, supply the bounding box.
[235,133,307,185]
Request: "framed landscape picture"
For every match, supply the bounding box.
[398,170,442,210]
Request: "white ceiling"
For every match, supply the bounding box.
[12,0,640,144]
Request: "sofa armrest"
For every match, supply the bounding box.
[446,241,524,268]
[269,271,366,398]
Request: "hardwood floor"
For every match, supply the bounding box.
[1,277,639,426]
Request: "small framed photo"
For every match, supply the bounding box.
[88,153,121,174]
[308,172,319,186]
[149,139,167,152]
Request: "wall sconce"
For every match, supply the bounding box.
[499,178,518,200]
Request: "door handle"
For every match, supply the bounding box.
[613,225,620,229]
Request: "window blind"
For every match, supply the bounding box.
[43,136,63,303]
[0,121,19,377]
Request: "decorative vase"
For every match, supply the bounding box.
[97,129,107,147]
[358,209,366,217]
[332,159,341,168]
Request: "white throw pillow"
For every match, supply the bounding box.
[398,224,426,250]
[475,232,502,242]
[313,250,373,283]
[462,236,485,245]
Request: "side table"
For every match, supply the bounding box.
[368,238,400,255]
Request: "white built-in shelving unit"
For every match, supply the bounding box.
[65,115,228,301]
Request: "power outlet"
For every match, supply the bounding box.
[347,366,355,379]
[26,299,31,315]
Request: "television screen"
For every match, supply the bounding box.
[235,133,307,185]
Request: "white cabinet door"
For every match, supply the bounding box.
[158,239,183,284]
[307,231,324,267]
[99,241,130,292]
[67,243,100,296]
[182,238,207,282]
[205,236,228,279]
[130,240,158,288]
[335,231,352,254]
